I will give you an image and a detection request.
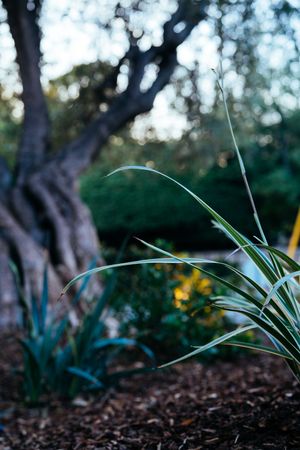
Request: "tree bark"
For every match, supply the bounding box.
[0,0,207,326]
[3,0,49,183]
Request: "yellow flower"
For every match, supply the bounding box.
[174,287,189,301]
[195,278,212,295]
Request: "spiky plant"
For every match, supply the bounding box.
[62,66,300,382]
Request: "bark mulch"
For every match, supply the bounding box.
[0,333,299,449]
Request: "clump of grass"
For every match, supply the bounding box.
[14,261,154,404]
[63,66,300,382]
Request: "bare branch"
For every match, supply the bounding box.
[51,0,207,179]
[3,0,49,183]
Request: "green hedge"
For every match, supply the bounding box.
[80,162,262,249]
[81,154,300,249]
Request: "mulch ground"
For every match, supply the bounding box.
[0,333,299,449]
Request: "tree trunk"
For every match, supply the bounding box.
[0,0,207,326]
[0,167,103,326]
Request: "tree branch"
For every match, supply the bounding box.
[51,0,208,180]
[3,0,49,183]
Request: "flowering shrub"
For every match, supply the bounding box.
[173,266,213,309]
[103,243,255,361]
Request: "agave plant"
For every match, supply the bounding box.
[15,257,154,403]
[62,68,300,382]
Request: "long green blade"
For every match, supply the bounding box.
[222,341,293,360]
[263,270,300,317]
[213,304,300,363]
[159,325,256,368]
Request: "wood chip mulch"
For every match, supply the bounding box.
[0,333,299,449]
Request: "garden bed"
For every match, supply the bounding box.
[0,333,299,449]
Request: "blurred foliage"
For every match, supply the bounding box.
[1,51,299,248]
[0,0,298,248]
[16,265,154,404]
[81,160,254,249]
[250,112,300,238]
[47,61,117,149]
[103,242,257,362]
[80,108,300,248]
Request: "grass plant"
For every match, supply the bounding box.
[62,67,300,382]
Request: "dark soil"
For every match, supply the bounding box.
[0,333,299,449]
